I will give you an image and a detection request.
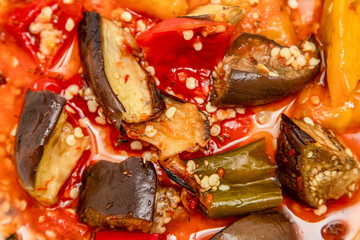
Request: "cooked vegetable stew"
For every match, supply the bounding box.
[0,0,360,239]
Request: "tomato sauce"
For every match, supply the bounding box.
[1,0,360,239]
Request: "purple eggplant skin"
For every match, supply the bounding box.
[276,114,360,208]
[78,11,125,129]
[210,33,321,107]
[210,212,296,240]
[14,89,66,190]
[79,11,165,127]
[78,157,157,232]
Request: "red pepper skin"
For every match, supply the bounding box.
[4,0,83,68]
[95,231,159,240]
[136,18,234,101]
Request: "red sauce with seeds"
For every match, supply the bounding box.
[0,0,360,240]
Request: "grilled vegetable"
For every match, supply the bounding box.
[15,90,90,205]
[79,11,164,127]
[161,139,282,218]
[210,212,296,240]
[276,114,360,208]
[110,0,188,20]
[200,180,282,218]
[124,97,210,160]
[320,0,360,106]
[210,33,321,107]
[160,155,200,193]
[193,139,277,184]
[78,157,157,232]
[185,4,244,25]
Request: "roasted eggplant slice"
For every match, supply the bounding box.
[210,33,321,107]
[78,157,157,232]
[161,139,282,218]
[79,11,164,127]
[123,97,210,160]
[15,90,90,205]
[185,4,244,25]
[210,212,296,240]
[15,90,66,190]
[276,114,360,208]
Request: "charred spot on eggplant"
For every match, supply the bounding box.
[14,89,66,190]
[123,97,210,160]
[78,157,157,232]
[14,90,90,205]
[210,212,296,240]
[276,114,360,208]
[185,4,244,25]
[210,33,321,107]
[79,11,164,126]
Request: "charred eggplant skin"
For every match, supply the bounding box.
[210,212,296,240]
[210,33,321,107]
[276,114,360,208]
[78,157,157,232]
[14,89,66,190]
[78,11,125,129]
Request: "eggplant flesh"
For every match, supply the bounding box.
[210,212,296,240]
[210,33,321,107]
[15,90,90,205]
[79,11,164,127]
[15,90,66,190]
[124,97,210,160]
[78,157,157,232]
[185,4,244,25]
[276,114,360,208]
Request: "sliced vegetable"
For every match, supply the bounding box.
[232,0,298,46]
[15,89,66,190]
[194,139,282,218]
[193,138,277,184]
[210,33,321,107]
[95,231,159,240]
[200,180,282,218]
[160,155,200,193]
[124,97,210,160]
[162,139,282,218]
[78,157,157,232]
[4,0,83,67]
[114,0,188,20]
[79,11,164,127]
[137,18,233,100]
[320,0,360,106]
[210,212,296,240]
[185,4,244,25]
[15,90,90,205]
[276,114,360,208]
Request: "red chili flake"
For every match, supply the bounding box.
[217,168,225,178]
[188,198,198,210]
[125,74,129,83]
[287,149,295,157]
[204,193,213,207]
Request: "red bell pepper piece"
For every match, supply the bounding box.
[95,231,159,240]
[137,18,233,101]
[4,0,83,68]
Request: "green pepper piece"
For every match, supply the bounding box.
[193,139,276,184]
[200,180,282,218]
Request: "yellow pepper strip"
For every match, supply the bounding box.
[116,0,189,19]
[320,0,360,107]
